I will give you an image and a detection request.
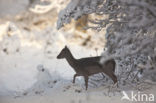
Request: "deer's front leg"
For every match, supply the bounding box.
[84,76,89,90]
[73,74,78,83]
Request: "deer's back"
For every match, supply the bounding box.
[75,57,116,75]
[77,56,115,69]
[77,56,101,64]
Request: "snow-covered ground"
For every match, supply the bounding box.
[0,1,155,102]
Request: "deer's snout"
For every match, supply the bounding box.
[57,54,63,59]
[57,55,60,59]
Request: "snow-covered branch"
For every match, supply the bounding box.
[57,0,104,29]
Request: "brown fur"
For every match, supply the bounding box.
[57,46,117,90]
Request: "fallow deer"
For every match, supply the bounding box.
[57,46,117,90]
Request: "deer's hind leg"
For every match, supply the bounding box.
[111,73,117,84]
[103,70,117,84]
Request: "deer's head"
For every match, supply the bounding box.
[57,46,69,59]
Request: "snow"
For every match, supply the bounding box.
[0,21,155,103]
[0,0,156,103]
[0,21,103,95]
[0,0,29,17]
[0,21,118,103]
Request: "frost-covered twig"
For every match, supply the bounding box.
[29,3,53,14]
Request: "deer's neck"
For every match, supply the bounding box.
[65,50,77,68]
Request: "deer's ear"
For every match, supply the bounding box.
[65,45,67,48]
